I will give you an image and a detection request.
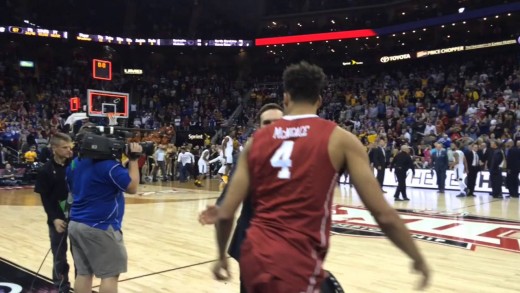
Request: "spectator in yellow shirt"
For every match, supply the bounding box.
[415,89,425,100]
[471,90,479,101]
[24,146,38,163]
[367,132,378,144]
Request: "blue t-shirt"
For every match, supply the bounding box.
[67,158,131,231]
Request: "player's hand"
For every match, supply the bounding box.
[212,258,230,281]
[199,205,219,225]
[413,259,431,290]
[53,219,67,233]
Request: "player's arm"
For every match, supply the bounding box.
[215,140,251,259]
[453,152,459,167]
[208,155,221,164]
[338,130,429,287]
[221,138,228,157]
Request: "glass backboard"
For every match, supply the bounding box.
[87,89,129,118]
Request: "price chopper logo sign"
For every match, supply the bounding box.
[332,205,520,253]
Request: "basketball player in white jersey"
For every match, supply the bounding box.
[195,146,210,187]
[177,148,193,182]
[452,142,468,197]
[221,131,235,179]
[209,146,228,191]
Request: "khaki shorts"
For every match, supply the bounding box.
[68,221,127,278]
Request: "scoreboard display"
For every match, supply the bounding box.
[92,59,112,80]
[6,26,68,38]
[76,33,253,47]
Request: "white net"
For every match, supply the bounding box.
[107,113,119,126]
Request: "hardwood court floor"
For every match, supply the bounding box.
[1,180,519,292]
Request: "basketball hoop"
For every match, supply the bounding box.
[107,113,119,126]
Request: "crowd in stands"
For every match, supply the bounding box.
[0,48,247,186]
[1,45,519,188]
[249,53,520,169]
[0,50,242,146]
[129,71,242,131]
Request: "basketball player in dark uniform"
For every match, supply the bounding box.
[214,103,283,292]
[200,62,430,292]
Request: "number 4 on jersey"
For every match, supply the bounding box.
[270,141,295,179]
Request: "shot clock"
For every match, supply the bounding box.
[92,59,112,80]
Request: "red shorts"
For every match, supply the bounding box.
[239,238,324,293]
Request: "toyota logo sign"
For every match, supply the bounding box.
[380,56,390,63]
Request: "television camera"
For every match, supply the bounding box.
[75,125,154,161]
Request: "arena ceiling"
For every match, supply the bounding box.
[1,0,518,70]
[2,0,514,38]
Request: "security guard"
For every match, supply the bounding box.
[390,144,415,201]
[34,133,74,293]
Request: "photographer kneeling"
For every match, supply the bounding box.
[67,136,142,293]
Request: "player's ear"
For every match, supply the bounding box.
[317,95,323,108]
[283,92,290,108]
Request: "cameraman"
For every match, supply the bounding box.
[34,133,73,293]
[67,139,142,293]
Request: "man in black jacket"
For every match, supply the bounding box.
[478,142,491,170]
[465,143,480,196]
[34,133,73,293]
[213,103,284,292]
[432,142,449,193]
[390,145,415,201]
[373,138,388,192]
[505,140,519,198]
[488,140,504,199]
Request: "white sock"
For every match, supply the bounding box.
[459,179,466,194]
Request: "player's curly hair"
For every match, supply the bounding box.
[282,61,326,104]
